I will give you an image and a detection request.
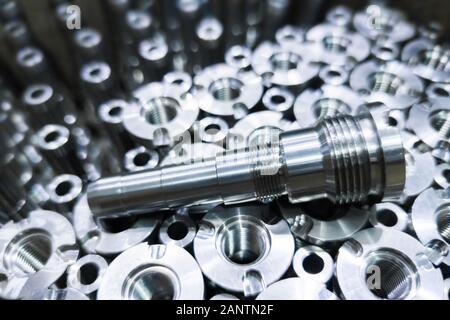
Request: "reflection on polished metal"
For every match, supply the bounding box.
[87,111,405,219]
[256,278,337,300]
[0,210,79,300]
[97,243,204,300]
[335,228,444,300]
[194,206,294,296]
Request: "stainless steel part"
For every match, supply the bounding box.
[87,111,405,219]
[138,36,170,82]
[371,39,400,62]
[224,45,253,71]
[67,254,108,296]
[349,60,423,111]
[369,202,410,232]
[127,82,199,147]
[306,24,371,66]
[196,16,224,68]
[158,214,196,249]
[33,124,85,177]
[73,194,161,256]
[292,245,334,284]
[124,146,159,172]
[227,110,292,150]
[278,199,370,246]
[196,116,229,146]
[412,188,450,266]
[194,205,294,296]
[426,83,450,103]
[22,84,78,130]
[275,25,305,49]
[353,6,415,43]
[0,210,79,300]
[434,164,450,189]
[80,61,118,107]
[46,174,83,216]
[402,39,450,83]
[163,71,192,94]
[15,47,53,84]
[319,65,349,86]
[97,243,204,300]
[262,87,294,114]
[294,85,363,129]
[161,143,225,167]
[23,288,89,300]
[326,6,353,28]
[251,41,319,92]
[408,101,450,149]
[335,227,444,300]
[256,278,337,300]
[4,19,32,51]
[193,63,263,120]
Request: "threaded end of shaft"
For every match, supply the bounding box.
[320,115,371,203]
[250,143,285,202]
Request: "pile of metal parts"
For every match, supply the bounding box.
[0,0,450,300]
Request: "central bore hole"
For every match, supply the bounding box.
[369,72,404,95]
[100,216,138,233]
[79,262,99,285]
[429,110,450,139]
[108,106,123,117]
[419,47,449,71]
[313,98,350,119]
[270,52,301,71]
[322,35,351,53]
[364,249,418,300]
[89,68,101,77]
[133,152,151,167]
[4,229,53,275]
[144,97,178,125]
[270,94,286,104]
[302,253,325,274]
[209,78,243,101]
[435,205,450,244]
[167,221,189,240]
[205,123,221,133]
[220,217,268,265]
[55,180,73,196]
[31,88,45,99]
[124,266,177,300]
[44,130,60,143]
[376,209,398,227]
[433,86,449,97]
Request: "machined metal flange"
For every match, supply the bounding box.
[0,210,79,299]
[294,84,363,128]
[336,227,444,300]
[124,146,159,172]
[412,188,450,266]
[193,63,263,120]
[251,41,319,92]
[194,205,294,296]
[402,38,450,83]
[98,243,204,300]
[73,194,161,256]
[292,245,334,284]
[67,254,108,296]
[350,60,424,110]
[158,214,197,249]
[126,82,199,148]
[369,202,410,232]
[306,24,371,66]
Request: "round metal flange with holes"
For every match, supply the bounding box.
[369,202,409,232]
[193,63,263,120]
[294,85,363,128]
[350,60,423,110]
[251,41,319,92]
[197,116,229,146]
[371,39,400,62]
[73,194,161,256]
[402,39,450,83]
[46,174,83,215]
[336,228,444,300]
[353,6,415,43]
[158,214,196,249]
[306,24,371,66]
[0,210,79,300]
[98,243,204,300]
[292,245,334,284]
[412,188,450,266]
[67,254,108,296]
[194,205,294,296]
[256,278,337,300]
[126,82,199,148]
[262,87,294,114]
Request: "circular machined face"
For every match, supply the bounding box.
[97,243,204,300]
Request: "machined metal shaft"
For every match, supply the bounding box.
[87,112,406,219]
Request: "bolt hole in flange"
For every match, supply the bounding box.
[79,262,99,285]
[55,180,73,197]
[376,209,398,227]
[167,222,189,241]
[302,253,324,274]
